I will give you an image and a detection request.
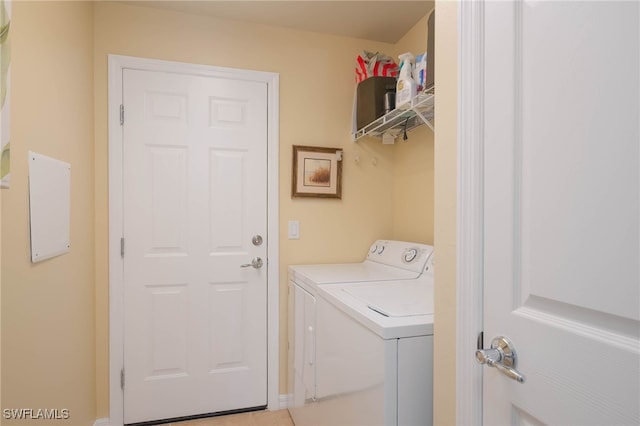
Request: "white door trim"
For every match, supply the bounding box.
[456,1,484,425]
[107,55,280,426]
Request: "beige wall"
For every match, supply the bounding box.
[391,13,435,245]
[0,125,2,409]
[433,1,458,425]
[1,1,96,425]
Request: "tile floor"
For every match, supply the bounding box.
[172,409,294,426]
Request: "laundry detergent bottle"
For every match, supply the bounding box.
[395,52,417,108]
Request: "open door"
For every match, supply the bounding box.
[480,1,639,424]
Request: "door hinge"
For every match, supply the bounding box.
[120,237,125,258]
[477,331,484,350]
[120,104,124,125]
[120,368,125,390]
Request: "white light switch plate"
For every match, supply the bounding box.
[288,220,300,240]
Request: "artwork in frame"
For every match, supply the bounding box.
[292,145,343,199]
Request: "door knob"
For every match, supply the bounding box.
[252,235,263,246]
[240,257,263,269]
[476,336,526,383]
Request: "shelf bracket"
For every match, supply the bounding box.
[413,109,434,132]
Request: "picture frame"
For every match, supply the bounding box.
[292,145,343,199]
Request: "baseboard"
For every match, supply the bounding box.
[279,394,292,410]
[93,418,111,426]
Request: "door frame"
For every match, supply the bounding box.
[107,55,280,425]
[456,1,484,425]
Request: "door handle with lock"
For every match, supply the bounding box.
[240,257,263,269]
[476,336,526,383]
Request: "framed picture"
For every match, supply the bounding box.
[292,145,343,198]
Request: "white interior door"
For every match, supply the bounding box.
[482,1,639,424]
[122,68,268,424]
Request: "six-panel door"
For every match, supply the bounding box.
[122,69,268,424]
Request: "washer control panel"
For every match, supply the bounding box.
[366,240,434,273]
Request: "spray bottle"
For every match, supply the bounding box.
[396,52,417,108]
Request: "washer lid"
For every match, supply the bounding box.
[343,281,434,317]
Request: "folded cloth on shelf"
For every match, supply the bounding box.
[355,51,398,83]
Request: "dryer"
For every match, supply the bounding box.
[288,241,434,426]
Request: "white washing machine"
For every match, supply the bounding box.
[288,241,434,426]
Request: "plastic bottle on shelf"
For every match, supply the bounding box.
[395,52,417,109]
[415,52,427,92]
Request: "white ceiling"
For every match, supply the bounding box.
[125,1,435,44]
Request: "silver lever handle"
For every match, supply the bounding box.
[240,257,263,269]
[476,336,526,383]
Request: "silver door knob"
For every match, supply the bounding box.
[240,257,263,269]
[252,235,263,246]
[476,336,526,383]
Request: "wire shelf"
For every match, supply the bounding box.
[352,90,435,142]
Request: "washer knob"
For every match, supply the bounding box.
[403,248,418,263]
[370,244,378,253]
[377,245,385,254]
